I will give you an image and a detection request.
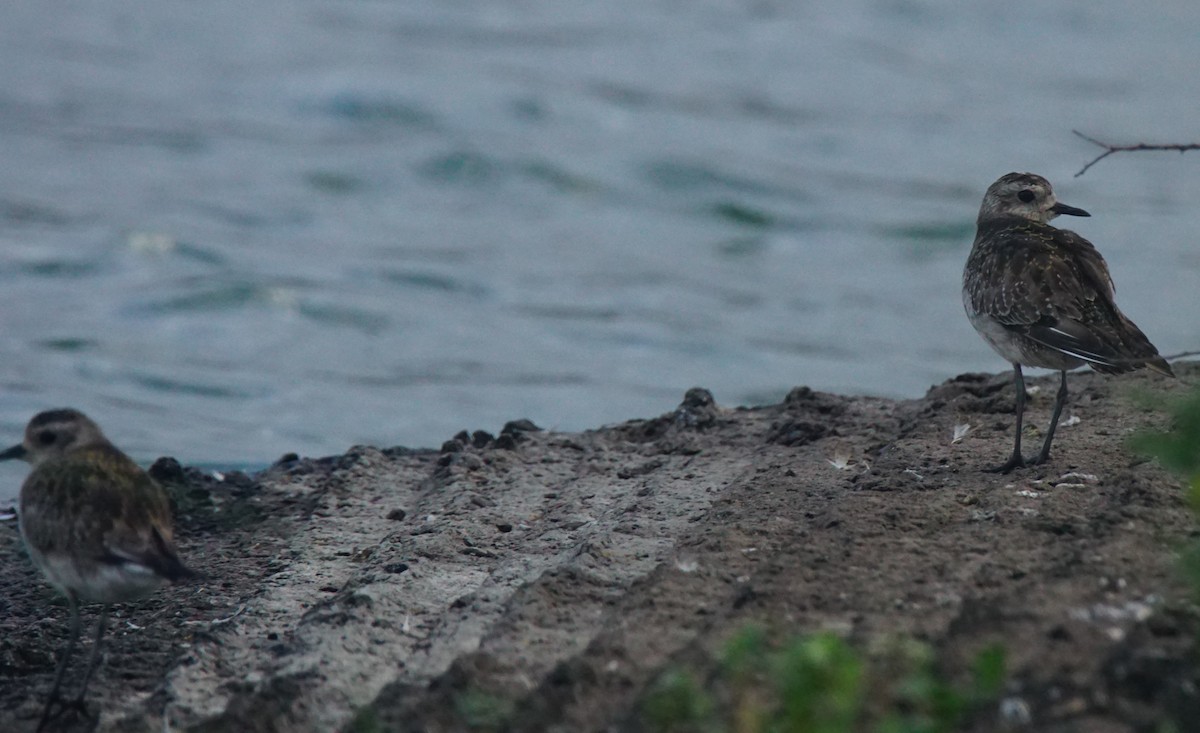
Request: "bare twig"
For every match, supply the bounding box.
[1164,349,1200,362]
[1073,130,1200,177]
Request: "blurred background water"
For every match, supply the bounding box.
[0,1,1197,496]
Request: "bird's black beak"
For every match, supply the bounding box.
[1050,202,1090,217]
[0,444,27,461]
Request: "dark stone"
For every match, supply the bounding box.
[148,457,186,483]
[222,471,256,490]
[501,419,541,435]
[1048,625,1071,641]
[767,419,829,446]
[617,459,664,479]
[493,434,517,450]
[784,386,815,405]
[679,387,715,411]
[732,584,758,609]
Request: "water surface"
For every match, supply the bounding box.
[0,2,1197,502]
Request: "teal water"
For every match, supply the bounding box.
[0,2,1197,501]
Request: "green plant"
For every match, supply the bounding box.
[643,669,716,733]
[1130,383,1200,732]
[771,633,865,733]
[453,687,515,729]
[345,707,382,733]
[1133,386,1200,602]
[1132,386,1200,496]
[874,640,1005,733]
[642,627,1004,733]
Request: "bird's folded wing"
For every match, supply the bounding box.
[1021,317,1125,370]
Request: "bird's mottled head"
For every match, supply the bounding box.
[0,409,111,466]
[978,172,1090,225]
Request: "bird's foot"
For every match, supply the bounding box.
[37,695,94,732]
[985,452,1053,474]
[985,454,1027,474]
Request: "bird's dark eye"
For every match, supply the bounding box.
[37,430,56,446]
[1017,189,1035,203]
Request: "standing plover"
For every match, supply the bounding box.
[963,172,1173,472]
[0,409,196,730]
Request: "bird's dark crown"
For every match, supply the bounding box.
[27,408,89,431]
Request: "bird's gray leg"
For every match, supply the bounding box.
[38,593,82,732]
[1031,370,1069,465]
[72,604,109,708]
[988,363,1027,473]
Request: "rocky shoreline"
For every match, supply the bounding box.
[1,364,1197,732]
